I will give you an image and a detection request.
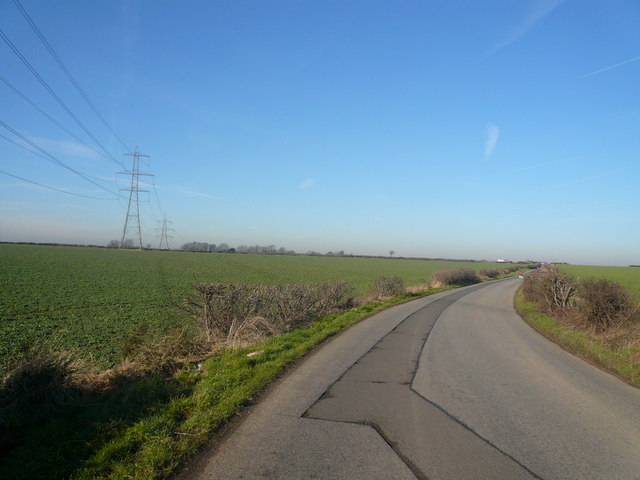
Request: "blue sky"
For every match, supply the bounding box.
[1,0,638,265]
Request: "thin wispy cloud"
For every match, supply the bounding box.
[583,55,640,78]
[299,178,315,190]
[484,124,500,160]
[488,0,566,55]
[33,137,100,160]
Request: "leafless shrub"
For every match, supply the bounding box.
[369,276,405,300]
[430,268,480,287]
[480,268,500,279]
[184,281,355,344]
[522,268,577,313]
[576,278,640,332]
[314,280,357,314]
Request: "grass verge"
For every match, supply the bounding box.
[514,289,640,388]
[1,287,451,480]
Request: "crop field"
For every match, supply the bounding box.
[0,244,524,373]
[558,265,640,296]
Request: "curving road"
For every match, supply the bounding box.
[184,278,640,480]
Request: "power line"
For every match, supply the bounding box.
[152,181,165,218]
[0,119,117,196]
[140,176,165,219]
[0,133,114,185]
[13,0,131,153]
[172,225,193,245]
[0,74,105,160]
[0,28,124,168]
[145,195,160,223]
[0,169,115,200]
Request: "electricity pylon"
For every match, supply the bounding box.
[156,214,174,250]
[118,148,152,249]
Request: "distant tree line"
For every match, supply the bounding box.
[106,239,152,249]
[179,243,348,256]
[178,242,298,254]
[180,242,232,253]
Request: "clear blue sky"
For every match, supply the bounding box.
[1,0,638,265]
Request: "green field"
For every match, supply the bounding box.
[0,244,524,372]
[558,265,640,296]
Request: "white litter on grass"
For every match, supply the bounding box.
[246,350,264,358]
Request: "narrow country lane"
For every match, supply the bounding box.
[413,278,640,480]
[182,278,640,480]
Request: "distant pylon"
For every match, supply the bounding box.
[118,148,152,249]
[157,214,174,250]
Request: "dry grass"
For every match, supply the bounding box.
[90,326,214,392]
[1,326,213,408]
[405,283,431,294]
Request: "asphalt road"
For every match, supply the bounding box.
[184,278,640,479]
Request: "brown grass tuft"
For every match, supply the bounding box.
[405,283,431,294]
[89,327,213,392]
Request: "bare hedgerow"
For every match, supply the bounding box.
[184,281,356,344]
[577,278,640,332]
[430,269,480,287]
[480,268,500,279]
[522,268,577,313]
[369,276,405,300]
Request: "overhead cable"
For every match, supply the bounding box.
[0,133,114,184]
[0,119,117,196]
[0,74,105,160]
[0,169,115,200]
[13,0,131,153]
[0,28,124,168]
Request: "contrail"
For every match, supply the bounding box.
[584,55,640,78]
[485,124,500,160]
